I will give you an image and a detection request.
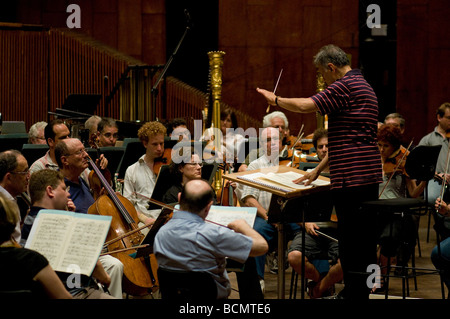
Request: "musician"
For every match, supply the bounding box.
[257,44,382,299]
[202,108,245,168]
[287,128,342,298]
[28,121,47,145]
[20,169,115,299]
[240,127,301,293]
[374,124,427,292]
[237,111,290,173]
[85,115,102,146]
[418,102,450,205]
[0,193,72,299]
[54,138,124,299]
[96,117,119,147]
[123,121,167,226]
[312,128,329,174]
[0,150,30,244]
[162,150,203,205]
[29,119,70,174]
[166,117,189,142]
[154,179,268,299]
[384,113,405,135]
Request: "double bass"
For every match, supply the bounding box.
[87,155,159,296]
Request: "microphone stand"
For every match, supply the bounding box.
[151,14,191,121]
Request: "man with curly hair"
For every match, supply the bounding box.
[123,121,167,226]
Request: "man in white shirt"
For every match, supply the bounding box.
[123,121,167,226]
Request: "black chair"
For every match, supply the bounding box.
[362,145,446,299]
[157,267,218,300]
[115,138,145,179]
[21,144,49,166]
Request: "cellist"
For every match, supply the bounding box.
[54,138,124,299]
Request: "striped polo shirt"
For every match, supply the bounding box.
[310,69,382,189]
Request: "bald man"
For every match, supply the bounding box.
[154,179,268,299]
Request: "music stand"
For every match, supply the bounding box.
[135,207,174,258]
[148,165,173,210]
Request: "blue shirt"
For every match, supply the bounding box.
[65,177,95,214]
[153,210,253,299]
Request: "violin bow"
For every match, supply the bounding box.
[266,68,283,113]
[378,139,414,199]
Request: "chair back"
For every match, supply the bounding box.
[157,267,218,300]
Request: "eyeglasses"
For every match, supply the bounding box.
[11,168,30,175]
[185,162,203,168]
[67,148,87,157]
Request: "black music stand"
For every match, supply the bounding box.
[135,207,174,258]
[362,145,444,298]
[148,165,173,210]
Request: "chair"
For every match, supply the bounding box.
[21,144,49,166]
[361,145,445,299]
[157,267,218,300]
[115,138,145,179]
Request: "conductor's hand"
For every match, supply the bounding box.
[256,88,276,106]
[293,169,319,186]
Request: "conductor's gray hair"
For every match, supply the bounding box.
[313,44,350,68]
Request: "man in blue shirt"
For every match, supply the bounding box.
[154,179,268,299]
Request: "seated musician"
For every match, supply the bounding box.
[374,124,427,292]
[85,115,102,147]
[162,148,203,204]
[202,108,245,169]
[96,117,119,147]
[418,102,450,206]
[54,138,124,299]
[0,192,72,299]
[240,127,301,293]
[166,117,189,142]
[20,169,115,299]
[123,121,167,226]
[28,121,47,145]
[154,179,268,299]
[287,128,343,298]
[0,150,30,243]
[237,111,290,173]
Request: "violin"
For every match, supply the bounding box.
[87,154,159,296]
[153,147,172,176]
[379,140,413,198]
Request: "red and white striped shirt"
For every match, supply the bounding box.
[311,69,382,189]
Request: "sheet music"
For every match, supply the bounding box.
[238,171,329,192]
[206,205,257,228]
[25,210,111,276]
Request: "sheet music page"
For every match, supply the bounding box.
[259,171,330,189]
[206,205,257,228]
[25,210,111,276]
[59,217,111,275]
[25,211,72,270]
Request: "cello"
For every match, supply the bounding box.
[87,154,159,296]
